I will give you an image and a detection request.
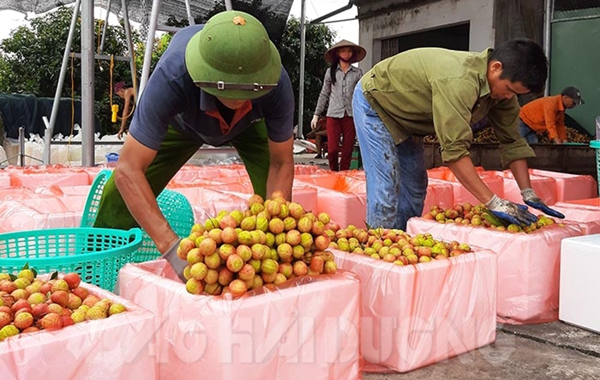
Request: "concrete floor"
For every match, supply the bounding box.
[362,322,600,380]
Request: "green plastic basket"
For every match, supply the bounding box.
[0,227,142,291]
[591,140,600,195]
[134,190,195,262]
[81,169,112,227]
[82,171,195,263]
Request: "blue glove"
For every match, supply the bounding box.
[486,194,538,227]
[521,188,565,219]
[162,238,187,282]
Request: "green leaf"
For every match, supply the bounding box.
[9,274,17,281]
[50,271,59,280]
[31,268,38,278]
[22,262,29,270]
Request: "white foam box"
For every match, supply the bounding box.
[559,234,600,333]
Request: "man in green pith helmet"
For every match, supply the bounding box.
[93,11,295,278]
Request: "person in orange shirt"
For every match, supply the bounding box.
[518,86,584,144]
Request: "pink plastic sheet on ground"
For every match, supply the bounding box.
[488,170,557,205]
[0,281,156,380]
[331,248,497,373]
[427,167,504,205]
[0,195,87,232]
[6,165,90,189]
[529,169,597,201]
[407,218,583,324]
[118,259,363,380]
[551,202,600,235]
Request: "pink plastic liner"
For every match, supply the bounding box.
[6,165,89,189]
[0,171,10,188]
[0,195,87,232]
[332,248,497,373]
[488,170,557,205]
[427,167,505,205]
[529,169,597,202]
[118,260,363,380]
[553,202,600,235]
[0,281,156,379]
[407,218,583,324]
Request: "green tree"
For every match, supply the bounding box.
[0,6,141,135]
[280,18,335,136]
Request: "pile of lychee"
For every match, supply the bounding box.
[0,266,127,341]
[179,192,337,298]
[422,202,559,233]
[327,225,473,264]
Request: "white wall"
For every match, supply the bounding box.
[358,0,495,71]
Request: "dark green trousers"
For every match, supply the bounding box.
[94,121,270,230]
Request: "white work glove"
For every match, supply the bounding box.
[310,115,320,130]
[486,194,538,227]
[521,188,565,219]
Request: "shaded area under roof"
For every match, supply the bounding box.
[0,0,294,26]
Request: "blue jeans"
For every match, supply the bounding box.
[518,120,538,144]
[352,81,428,230]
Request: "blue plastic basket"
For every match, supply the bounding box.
[0,227,142,291]
[82,171,194,262]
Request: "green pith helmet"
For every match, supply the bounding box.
[185,11,282,100]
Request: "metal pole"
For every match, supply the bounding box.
[185,0,195,25]
[138,0,162,101]
[99,0,113,54]
[18,127,25,167]
[44,0,82,165]
[121,0,138,93]
[544,0,553,96]
[224,0,233,11]
[81,0,95,166]
[297,0,306,139]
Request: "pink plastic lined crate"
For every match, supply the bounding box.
[0,187,39,201]
[424,179,456,213]
[6,165,90,189]
[0,281,156,380]
[344,171,455,217]
[407,218,583,324]
[118,260,363,380]
[0,170,10,188]
[552,202,600,235]
[332,248,497,373]
[171,187,248,223]
[562,197,600,207]
[427,167,504,205]
[529,169,597,202]
[486,170,557,206]
[0,196,87,232]
[295,174,367,227]
[210,181,319,215]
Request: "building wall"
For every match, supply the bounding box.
[356,0,495,71]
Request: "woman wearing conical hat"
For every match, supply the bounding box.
[311,40,366,171]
